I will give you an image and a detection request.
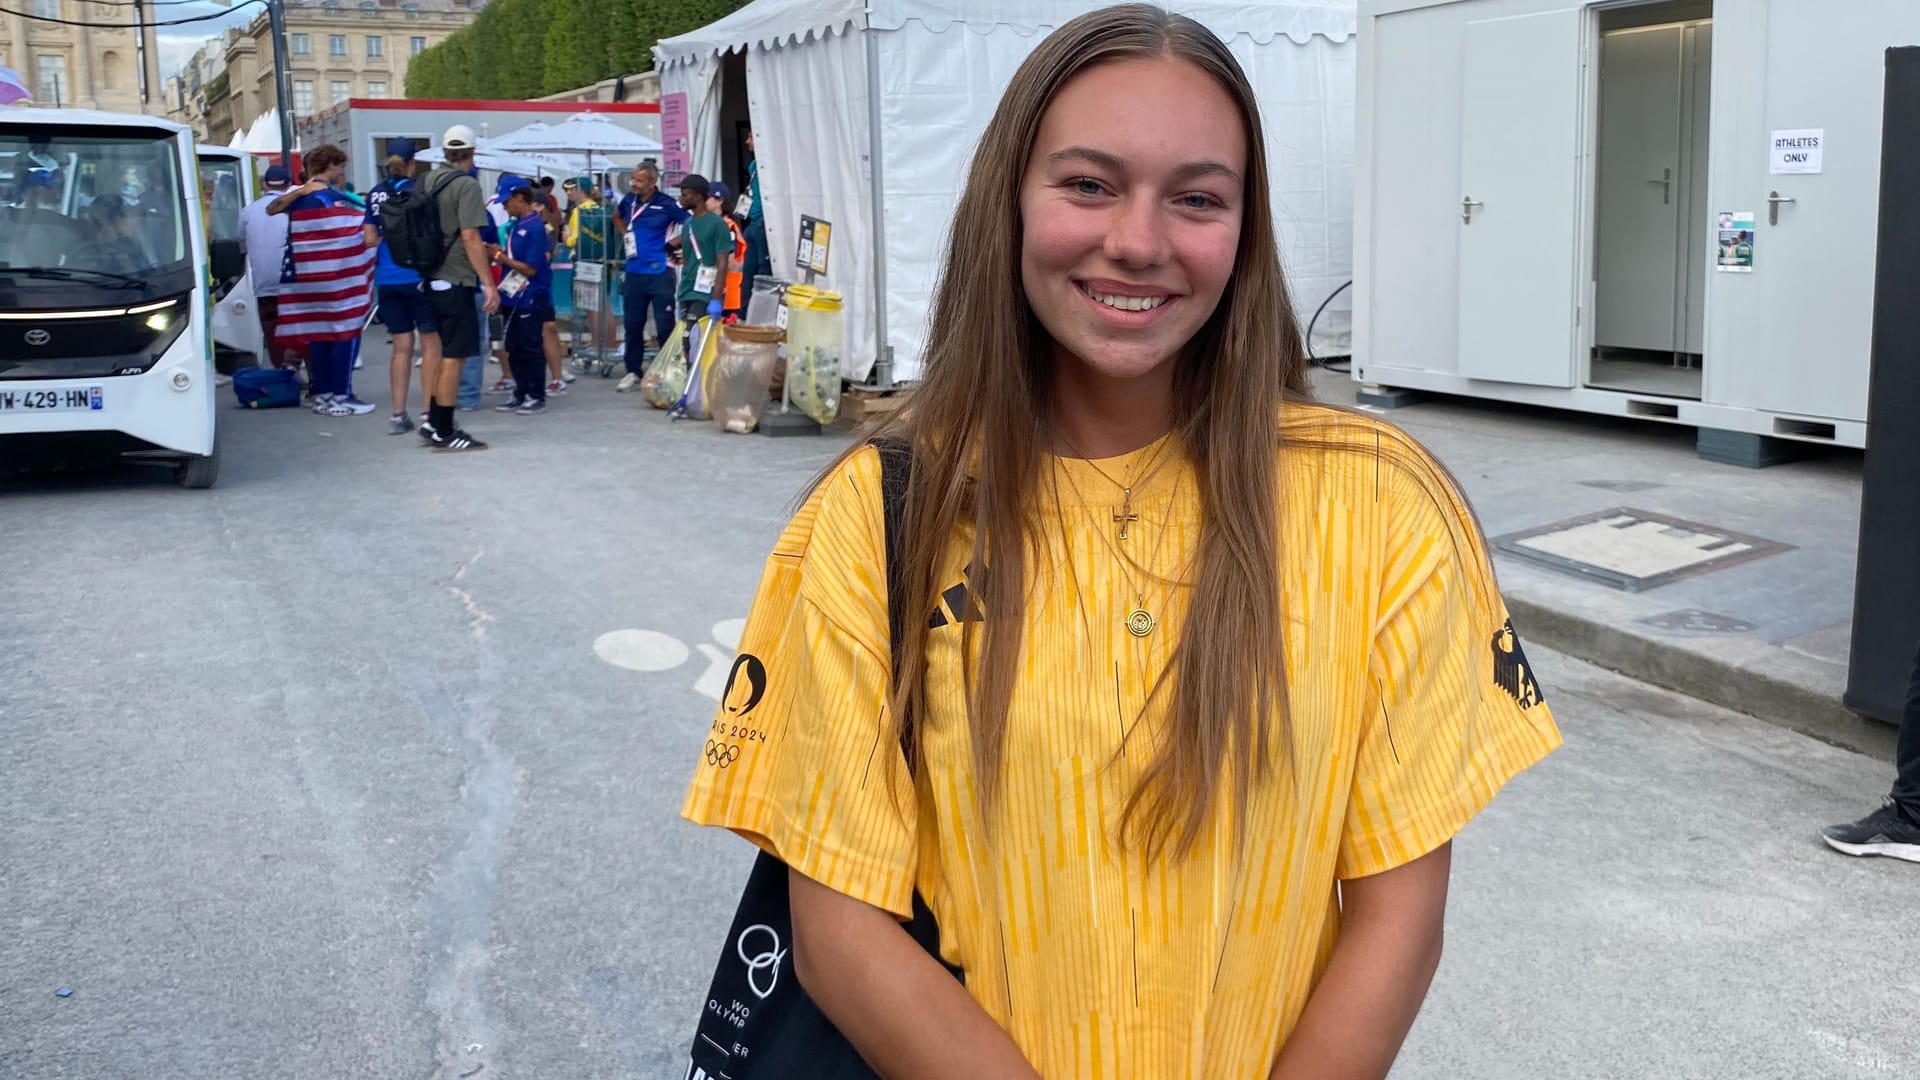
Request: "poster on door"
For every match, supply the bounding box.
[1716,212,1755,273]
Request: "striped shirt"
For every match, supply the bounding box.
[274,186,374,344]
[683,405,1562,1079]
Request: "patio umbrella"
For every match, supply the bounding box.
[486,112,663,157]
[0,66,33,105]
[417,141,588,178]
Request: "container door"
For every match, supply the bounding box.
[1594,26,1684,354]
[1740,1,1919,421]
[1457,10,1584,387]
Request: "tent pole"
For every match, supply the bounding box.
[858,19,895,391]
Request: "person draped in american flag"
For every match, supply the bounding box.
[266,144,377,417]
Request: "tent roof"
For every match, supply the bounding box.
[654,0,1354,67]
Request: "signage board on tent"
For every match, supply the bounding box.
[796,215,830,278]
[661,92,691,186]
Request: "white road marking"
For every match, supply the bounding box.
[592,629,690,672]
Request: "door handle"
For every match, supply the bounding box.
[1649,167,1672,204]
[1768,190,1796,225]
[1461,196,1484,224]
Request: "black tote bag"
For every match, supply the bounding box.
[684,439,961,1080]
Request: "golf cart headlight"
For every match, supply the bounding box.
[171,370,192,390]
[146,311,174,332]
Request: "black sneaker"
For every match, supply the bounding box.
[1821,799,1920,863]
[427,427,488,453]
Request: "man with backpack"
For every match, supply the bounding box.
[364,139,435,435]
[380,124,498,452]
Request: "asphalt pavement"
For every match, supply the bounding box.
[1,349,1913,1079]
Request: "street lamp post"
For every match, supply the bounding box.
[266,0,294,168]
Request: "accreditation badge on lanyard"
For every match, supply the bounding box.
[623,202,640,260]
[688,221,718,295]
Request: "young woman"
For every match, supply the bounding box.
[683,6,1561,1077]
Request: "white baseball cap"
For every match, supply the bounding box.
[442,124,477,151]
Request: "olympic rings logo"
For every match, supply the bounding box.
[705,740,741,768]
[736,923,788,1000]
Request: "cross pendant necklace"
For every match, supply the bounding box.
[1113,488,1139,540]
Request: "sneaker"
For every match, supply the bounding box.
[494,400,522,413]
[388,412,412,436]
[486,378,515,395]
[317,398,354,417]
[427,427,488,452]
[516,399,547,415]
[561,369,577,383]
[615,372,640,392]
[310,392,338,414]
[1822,799,1920,863]
[337,395,378,416]
[546,379,568,396]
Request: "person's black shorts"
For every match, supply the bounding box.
[679,300,711,322]
[427,284,479,359]
[376,285,436,336]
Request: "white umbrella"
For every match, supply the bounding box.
[417,142,589,179]
[487,112,662,155]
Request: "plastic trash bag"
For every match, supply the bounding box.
[669,317,723,421]
[710,324,785,433]
[640,319,690,409]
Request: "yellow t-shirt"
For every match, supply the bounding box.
[682,404,1561,1079]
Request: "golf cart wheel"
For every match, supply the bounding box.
[175,435,221,490]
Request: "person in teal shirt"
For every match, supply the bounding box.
[742,131,774,296]
[673,173,732,321]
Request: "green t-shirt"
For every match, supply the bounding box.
[677,211,732,303]
[424,165,488,287]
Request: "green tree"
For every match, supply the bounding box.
[406,0,755,99]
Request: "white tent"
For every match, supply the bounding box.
[655,0,1357,385]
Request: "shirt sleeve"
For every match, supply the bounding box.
[1337,450,1563,880]
[681,448,917,917]
[453,177,487,231]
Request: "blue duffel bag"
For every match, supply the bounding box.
[232,366,302,409]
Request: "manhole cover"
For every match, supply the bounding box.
[1638,609,1759,634]
[1494,508,1793,592]
[1578,479,1665,494]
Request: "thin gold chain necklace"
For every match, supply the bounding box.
[1058,458,1184,637]
[1057,432,1174,542]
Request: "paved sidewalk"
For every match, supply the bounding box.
[1310,368,1891,759]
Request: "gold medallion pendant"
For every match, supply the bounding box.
[1126,608,1156,638]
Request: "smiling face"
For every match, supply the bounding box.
[1019,57,1247,390]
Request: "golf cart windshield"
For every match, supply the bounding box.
[0,127,194,305]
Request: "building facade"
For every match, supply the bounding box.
[198,0,476,147]
[0,0,162,113]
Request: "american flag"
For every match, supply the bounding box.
[274,193,374,344]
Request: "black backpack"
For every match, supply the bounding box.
[684,439,960,1080]
[378,171,459,274]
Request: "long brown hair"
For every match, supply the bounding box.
[850,4,1312,860]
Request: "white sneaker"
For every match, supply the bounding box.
[615,372,640,392]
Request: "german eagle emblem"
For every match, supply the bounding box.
[1491,618,1543,709]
